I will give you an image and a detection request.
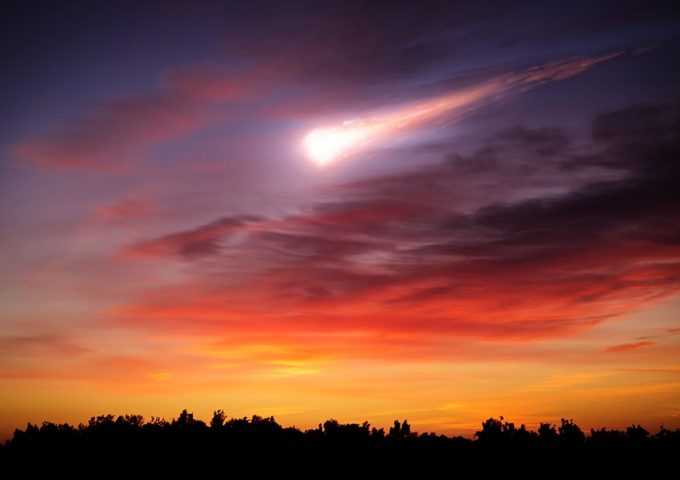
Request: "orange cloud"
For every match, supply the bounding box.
[606,341,655,353]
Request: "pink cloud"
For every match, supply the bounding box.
[160,61,254,101]
[95,199,151,219]
[12,62,258,171]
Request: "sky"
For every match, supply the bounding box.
[1,0,680,439]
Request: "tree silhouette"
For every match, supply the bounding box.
[210,410,226,429]
[2,410,678,474]
[558,418,585,446]
[538,422,559,446]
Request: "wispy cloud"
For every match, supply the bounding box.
[12,63,258,171]
[606,341,655,353]
[95,199,151,219]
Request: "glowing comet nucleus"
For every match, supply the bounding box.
[303,126,371,166]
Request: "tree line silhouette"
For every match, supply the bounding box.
[2,410,678,473]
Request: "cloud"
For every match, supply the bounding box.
[159,61,254,101]
[504,52,623,89]
[0,333,90,356]
[495,126,570,155]
[95,199,151,219]
[631,44,660,55]
[12,62,257,171]
[606,341,655,353]
[113,103,680,352]
[222,2,487,86]
[220,1,644,92]
[637,327,680,340]
[14,95,212,171]
[127,215,261,258]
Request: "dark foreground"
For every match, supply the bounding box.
[2,411,678,475]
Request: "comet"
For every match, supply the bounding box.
[303,52,622,166]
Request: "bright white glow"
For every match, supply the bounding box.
[303,127,369,166]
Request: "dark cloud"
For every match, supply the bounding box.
[496,126,571,155]
[223,1,495,86]
[226,1,678,79]
[593,103,680,145]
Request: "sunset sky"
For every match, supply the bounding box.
[2,1,680,439]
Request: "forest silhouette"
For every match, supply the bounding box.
[2,410,678,474]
